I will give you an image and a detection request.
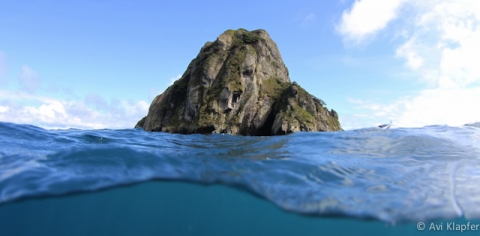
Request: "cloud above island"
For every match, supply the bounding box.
[338,0,480,128]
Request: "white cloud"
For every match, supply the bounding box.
[337,0,409,43]
[18,66,41,93]
[350,88,480,128]
[0,106,8,113]
[395,0,480,89]
[0,90,149,129]
[341,0,480,128]
[395,37,424,69]
[396,88,480,127]
[300,13,316,28]
[123,100,149,116]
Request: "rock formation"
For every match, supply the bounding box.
[465,122,480,128]
[135,29,342,135]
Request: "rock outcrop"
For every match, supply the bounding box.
[465,122,480,128]
[135,29,342,135]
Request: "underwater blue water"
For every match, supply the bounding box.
[1,121,480,234]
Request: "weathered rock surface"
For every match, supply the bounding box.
[135,29,342,135]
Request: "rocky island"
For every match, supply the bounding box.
[135,29,342,135]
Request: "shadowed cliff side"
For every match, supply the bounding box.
[136,29,342,135]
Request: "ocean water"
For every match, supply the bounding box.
[1,121,480,235]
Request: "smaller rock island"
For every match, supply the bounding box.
[135,29,342,135]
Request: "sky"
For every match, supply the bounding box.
[1,0,479,130]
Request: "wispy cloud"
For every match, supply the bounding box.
[300,13,316,28]
[0,90,149,129]
[18,66,41,93]
[0,52,7,84]
[395,37,424,70]
[85,92,108,111]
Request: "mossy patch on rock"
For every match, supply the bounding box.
[225,48,247,93]
[261,76,290,100]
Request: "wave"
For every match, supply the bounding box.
[1,121,479,223]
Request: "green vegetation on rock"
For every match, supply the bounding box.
[225,48,247,93]
[261,76,290,99]
[242,30,261,43]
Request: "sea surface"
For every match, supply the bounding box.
[1,121,480,235]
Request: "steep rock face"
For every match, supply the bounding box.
[136,29,342,135]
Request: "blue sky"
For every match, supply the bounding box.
[1,0,479,130]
